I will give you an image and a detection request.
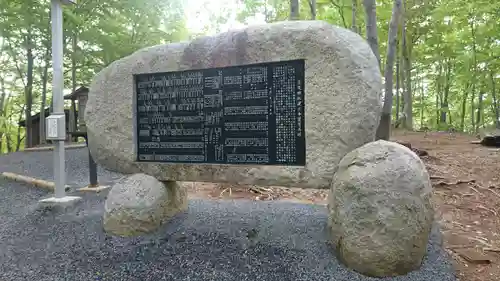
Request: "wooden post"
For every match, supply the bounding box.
[77,93,88,133]
[85,135,98,187]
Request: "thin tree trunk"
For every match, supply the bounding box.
[401,1,412,130]
[264,0,269,22]
[399,51,405,122]
[375,0,402,140]
[290,0,300,20]
[438,65,445,124]
[25,33,34,148]
[436,65,441,126]
[460,83,469,132]
[6,129,12,152]
[0,78,6,152]
[351,0,357,32]
[436,96,439,126]
[309,0,316,19]
[471,83,476,130]
[491,71,499,128]
[470,16,477,132]
[395,43,400,121]
[0,78,6,119]
[0,41,5,152]
[70,32,78,141]
[477,90,483,130]
[330,0,348,28]
[362,0,380,68]
[39,43,51,145]
[1,95,12,153]
[419,68,424,128]
[396,4,406,127]
[440,59,451,124]
[17,104,26,151]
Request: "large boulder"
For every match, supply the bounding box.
[327,140,434,277]
[103,173,188,237]
[85,20,382,189]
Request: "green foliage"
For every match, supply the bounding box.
[0,0,190,153]
[234,0,499,133]
[0,0,498,153]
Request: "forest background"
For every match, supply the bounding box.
[0,0,498,152]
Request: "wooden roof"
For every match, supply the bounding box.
[63,86,89,100]
[18,108,74,127]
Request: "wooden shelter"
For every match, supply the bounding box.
[64,86,89,134]
[18,108,73,146]
[18,86,89,147]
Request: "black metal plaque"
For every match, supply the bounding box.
[133,59,306,166]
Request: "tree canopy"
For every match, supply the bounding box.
[0,0,498,152]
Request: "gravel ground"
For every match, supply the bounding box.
[0,148,125,187]
[0,149,457,281]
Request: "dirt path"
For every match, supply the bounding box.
[394,130,500,281]
[182,130,500,281]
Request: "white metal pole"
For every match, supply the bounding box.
[51,0,66,198]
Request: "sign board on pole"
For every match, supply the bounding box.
[45,115,67,140]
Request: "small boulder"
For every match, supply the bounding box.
[327,140,434,277]
[103,173,188,237]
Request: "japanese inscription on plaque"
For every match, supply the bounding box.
[133,59,306,165]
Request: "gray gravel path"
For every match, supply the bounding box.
[0,148,125,187]
[0,149,457,281]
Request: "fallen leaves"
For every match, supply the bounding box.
[454,248,493,265]
[393,140,429,156]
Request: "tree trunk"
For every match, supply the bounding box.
[264,0,269,22]
[491,70,499,128]
[70,32,78,141]
[375,0,402,140]
[436,66,441,126]
[477,90,483,130]
[309,0,316,19]
[17,104,26,151]
[290,0,300,20]
[395,42,400,121]
[470,16,477,132]
[0,78,6,152]
[460,83,469,132]
[362,0,381,67]
[419,68,424,128]
[396,4,406,127]
[399,51,405,122]
[0,79,5,119]
[401,3,412,130]
[440,59,451,125]
[6,130,12,153]
[471,83,476,130]
[39,43,51,145]
[25,33,34,148]
[351,0,357,32]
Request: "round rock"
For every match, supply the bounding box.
[103,173,188,237]
[327,140,434,277]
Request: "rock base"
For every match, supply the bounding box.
[103,173,188,237]
[328,140,435,277]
